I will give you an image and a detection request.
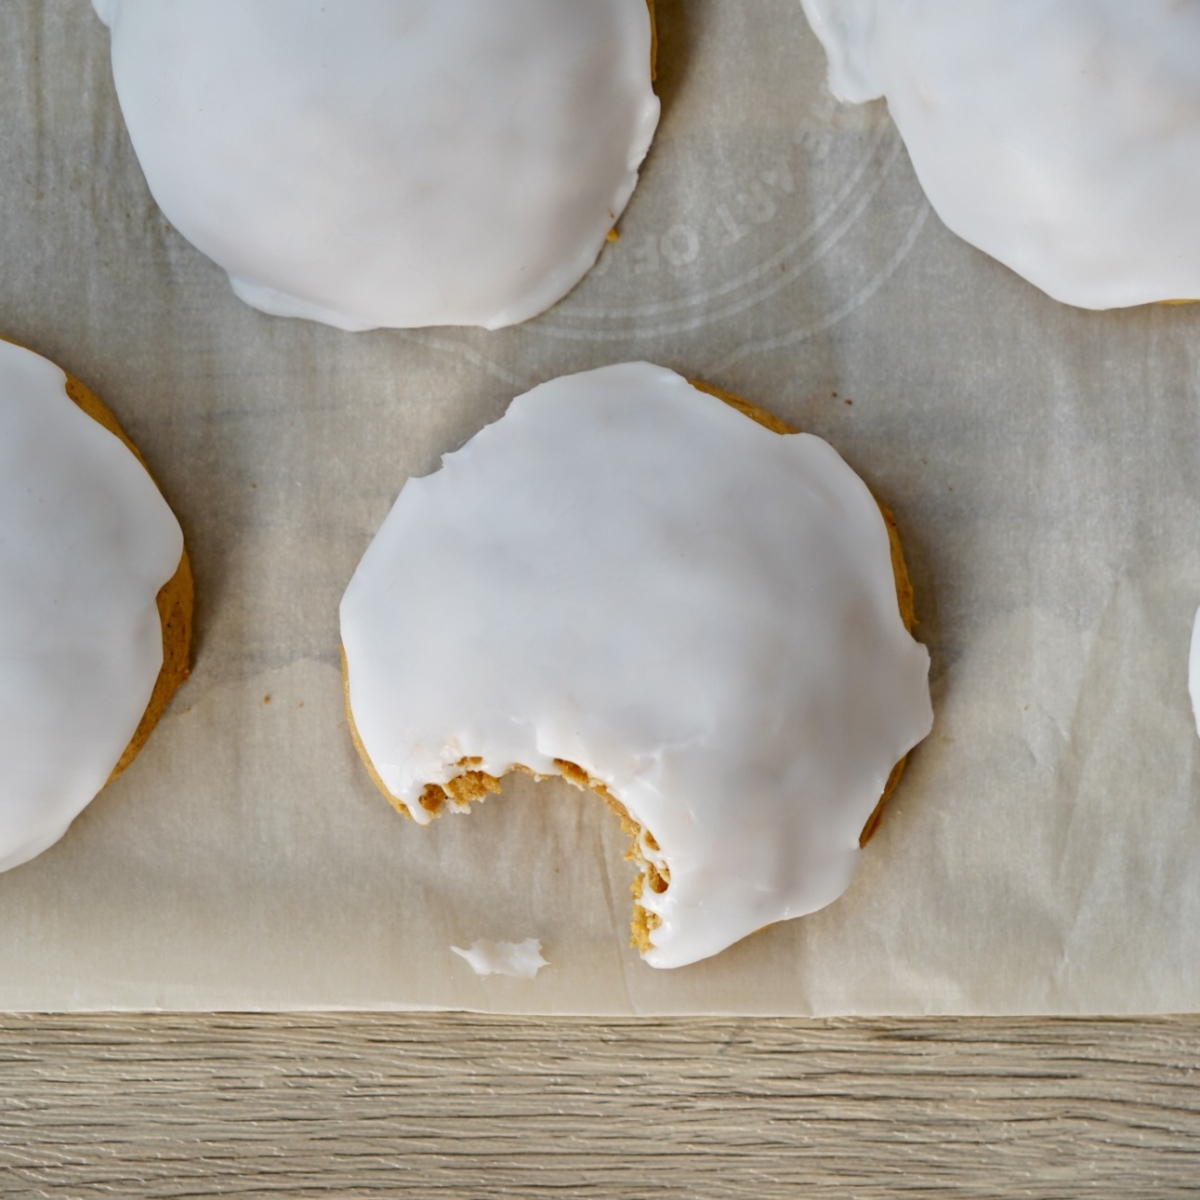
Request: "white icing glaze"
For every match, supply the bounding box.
[95,0,659,331]
[800,0,1200,308]
[91,0,118,27]
[451,939,549,980]
[340,363,933,969]
[0,342,182,873]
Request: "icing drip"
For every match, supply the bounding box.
[95,0,659,331]
[451,939,549,980]
[340,363,933,968]
[800,0,1200,308]
[0,342,182,872]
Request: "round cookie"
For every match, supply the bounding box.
[801,0,1200,309]
[339,362,933,969]
[0,339,192,873]
[94,0,660,331]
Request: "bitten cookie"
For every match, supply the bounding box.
[0,339,192,873]
[801,0,1200,309]
[94,0,660,331]
[340,362,933,969]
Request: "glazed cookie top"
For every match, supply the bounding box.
[800,0,1200,308]
[340,363,933,968]
[95,0,659,331]
[0,341,183,873]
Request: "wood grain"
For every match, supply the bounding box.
[1,1016,1198,1197]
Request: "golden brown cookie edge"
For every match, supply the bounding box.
[3,336,194,783]
[0,337,194,784]
[57,370,193,783]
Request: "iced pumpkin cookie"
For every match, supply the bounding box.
[339,362,932,968]
[0,340,191,873]
[800,0,1200,308]
[94,0,660,331]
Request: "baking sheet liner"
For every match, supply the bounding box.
[2,0,1199,1014]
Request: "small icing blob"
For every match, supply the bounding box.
[340,363,933,968]
[0,342,183,873]
[94,0,659,331]
[451,939,549,980]
[800,0,1200,309]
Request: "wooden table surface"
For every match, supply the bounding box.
[1,1015,1198,1197]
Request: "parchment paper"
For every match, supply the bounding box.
[2,0,1199,1015]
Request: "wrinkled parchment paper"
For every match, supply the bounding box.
[2,0,1199,1015]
